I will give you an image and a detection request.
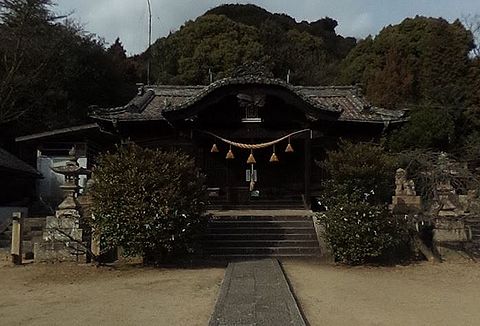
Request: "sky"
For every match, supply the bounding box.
[54,0,480,55]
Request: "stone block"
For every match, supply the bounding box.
[435,244,471,261]
[46,216,79,229]
[392,195,421,207]
[43,227,83,242]
[34,242,87,263]
[433,220,468,242]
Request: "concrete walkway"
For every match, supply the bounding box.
[209,259,306,326]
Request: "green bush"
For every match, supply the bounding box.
[317,188,407,265]
[317,141,408,264]
[90,144,207,263]
[321,140,397,203]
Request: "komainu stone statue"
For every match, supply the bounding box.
[395,168,416,196]
[392,168,421,212]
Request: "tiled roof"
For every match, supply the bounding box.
[0,147,40,176]
[90,77,405,123]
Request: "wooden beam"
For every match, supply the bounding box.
[304,131,312,208]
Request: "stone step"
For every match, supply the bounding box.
[208,253,319,259]
[208,204,306,210]
[203,239,319,248]
[208,220,314,228]
[209,215,312,221]
[204,233,318,240]
[207,226,316,234]
[203,246,321,256]
[204,214,320,258]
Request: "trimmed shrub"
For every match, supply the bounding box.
[317,141,408,264]
[317,188,407,265]
[321,140,397,203]
[90,144,207,263]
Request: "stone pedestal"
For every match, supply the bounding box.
[433,219,468,242]
[34,208,87,263]
[392,195,422,213]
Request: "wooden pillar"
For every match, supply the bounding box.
[10,212,23,265]
[304,131,312,208]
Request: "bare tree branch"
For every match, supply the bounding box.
[462,14,480,58]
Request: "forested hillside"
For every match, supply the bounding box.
[148,4,356,85]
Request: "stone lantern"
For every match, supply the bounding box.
[34,147,91,262]
[51,147,91,211]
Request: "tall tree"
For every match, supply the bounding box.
[0,1,137,137]
[339,17,474,109]
[0,0,62,124]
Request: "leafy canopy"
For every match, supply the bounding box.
[148,4,355,85]
[339,16,474,109]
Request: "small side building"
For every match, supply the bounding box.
[0,147,41,223]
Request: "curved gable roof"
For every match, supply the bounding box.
[161,76,341,117]
[90,76,405,124]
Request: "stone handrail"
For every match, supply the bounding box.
[0,217,12,234]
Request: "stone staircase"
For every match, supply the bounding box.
[0,218,12,250]
[202,212,321,259]
[466,218,480,259]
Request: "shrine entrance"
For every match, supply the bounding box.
[200,131,311,208]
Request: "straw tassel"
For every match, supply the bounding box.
[247,150,256,164]
[210,143,219,153]
[226,145,234,159]
[270,145,279,163]
[285,137,294,153]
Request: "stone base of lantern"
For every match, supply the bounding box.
[34,211,87,263]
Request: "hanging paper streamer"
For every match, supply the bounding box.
[249,164,255,191]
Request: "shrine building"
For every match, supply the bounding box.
[16,76,405,210]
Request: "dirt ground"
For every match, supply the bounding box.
[282,260,480,326]
[0,261,224,326]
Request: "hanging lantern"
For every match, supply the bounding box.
[270,145,279,163]
[226,145,235,159]
[210,143,219,153]
[247,150,256,164]
[285,137,294,153]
